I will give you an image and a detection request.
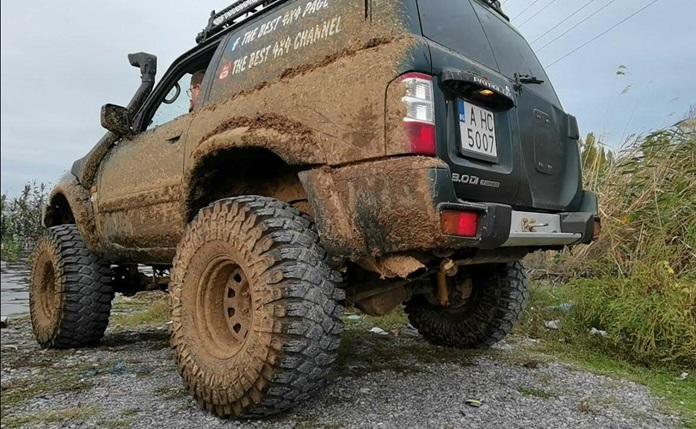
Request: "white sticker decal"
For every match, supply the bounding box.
[219,62,231,80]
[221,0,345,79]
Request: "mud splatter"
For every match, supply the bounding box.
[198,113,313,145]
[44,174,102,254]
[300,157,457,258]
[279,37,396,80]
[50,1,429,265]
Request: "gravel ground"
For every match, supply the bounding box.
[0,296,685,429]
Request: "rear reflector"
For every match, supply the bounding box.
[441,210,479,237]
[404,120,436,155]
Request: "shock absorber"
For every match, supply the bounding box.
[436,258,458,306]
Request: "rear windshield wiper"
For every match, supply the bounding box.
[479,0,510,21]
[514,73,545,90]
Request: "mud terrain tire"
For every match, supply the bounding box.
[170,196,344,418]
[29,224,114,349]
[405,261,528,348]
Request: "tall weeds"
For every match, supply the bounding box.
[1,182,48,262]
[527,119,696,368]
[579,128,695,280]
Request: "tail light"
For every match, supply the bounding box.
[400,73,436,156]
[441,210,479,237]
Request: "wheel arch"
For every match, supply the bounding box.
[44,192,75,226]
[42,173,102,254]
[182,144,316,223]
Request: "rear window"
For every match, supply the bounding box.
[419,0,561,106]
[418,0,498,71]
[471,1,560,106]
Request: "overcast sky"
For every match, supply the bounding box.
[2,0,695,195]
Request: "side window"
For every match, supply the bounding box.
[147,72,198,130]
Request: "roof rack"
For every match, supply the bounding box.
[196,0,287,44]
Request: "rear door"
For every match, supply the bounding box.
[418,0,583,212]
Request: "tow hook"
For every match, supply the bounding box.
[436,259,458,307]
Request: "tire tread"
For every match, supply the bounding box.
[170,196,344,418]
[30,224,114,349]
[405,261,528,348]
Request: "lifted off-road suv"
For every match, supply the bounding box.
[31,0,599,418]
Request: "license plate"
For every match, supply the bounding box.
[458,99,498,161]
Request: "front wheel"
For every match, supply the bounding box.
[29,224,114,349]
[170,196,344,418]
[405,261,528,348]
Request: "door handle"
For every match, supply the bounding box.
[167,135,181,144]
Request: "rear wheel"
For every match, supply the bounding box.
[29,225,114,349]
[405,261,528,348]
[170,196,344,418]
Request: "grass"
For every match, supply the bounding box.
[564,277,695,367]
[336,327,477,378]
[336,308,478,377]
[1,406,100,429]
[295,416,320,429]
[339,304,695,425]
[517,385,556,400]
[515,282,696,425]
[554,347,695,427]
[342,306,409,332]
[109,296,170,329]
[0,362,112,427]
[518,122,696,427]
[2,290,692,426]
[577,399,592,413]
[526,126,696,366]
[572,354,695,412]
[0,239,22,262]
[1,367,96,415]
[154,386,187,401]
[341,288,694,425]
[1,291,167,425]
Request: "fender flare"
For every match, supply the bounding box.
[43,173,103,255]
[181,125,325,220]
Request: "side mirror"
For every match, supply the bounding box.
[101,104,131,135]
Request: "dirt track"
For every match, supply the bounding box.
[0,294,685,429]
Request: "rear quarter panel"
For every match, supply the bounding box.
[185,0,429,169]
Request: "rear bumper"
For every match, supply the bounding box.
[299,157,598,257]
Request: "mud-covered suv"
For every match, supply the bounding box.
[31,0,599,418]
